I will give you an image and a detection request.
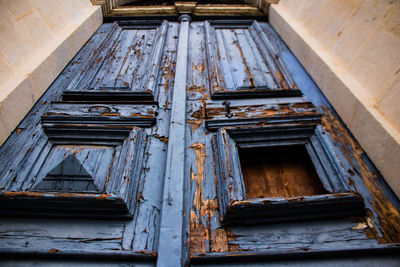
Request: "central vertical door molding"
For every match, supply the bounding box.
[157,14,191,267]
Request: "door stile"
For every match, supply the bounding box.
[156,14,191,267]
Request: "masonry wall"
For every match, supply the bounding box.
[269,0,400,198]
[0,0,102,144]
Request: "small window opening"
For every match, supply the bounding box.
[239,145,326,199]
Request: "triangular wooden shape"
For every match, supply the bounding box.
[34,155,100,193]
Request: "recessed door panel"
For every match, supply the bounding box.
[205,21,301,99]
[63,21,168,101]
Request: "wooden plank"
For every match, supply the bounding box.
[206,99,320,130]
[239,145,326,199]
[63,21,168,101]
[214,128,246,220]
[191,245,400,264]
[130,21,179,253]
[227,217,379,251]
[240,28,277,89]
[0,217,125,251]
[204,21,301,99]
[92,28,145,90]
[186,20,374,256]
[41,102,155,144]
[64,23,122,93]
[156,15,190,267]
[0,248,156,261]
[224,193,364,225]
[43,103,156,120]
[251,21,297,89]
[0,22,162,257]
[186,22,223,256]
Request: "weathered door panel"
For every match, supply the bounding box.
[63,21,169,101]
[0,20,179,264]
[1,18,400,267]
[205,21,300,99]
[185,20,400,264]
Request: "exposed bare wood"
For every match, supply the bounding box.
[239,146,326,199]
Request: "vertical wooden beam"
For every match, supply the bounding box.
[156,14,191,267]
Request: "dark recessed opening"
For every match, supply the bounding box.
[239,145,326,199]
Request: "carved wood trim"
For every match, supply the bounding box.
[213,125,365,225]
[90,0,266,17]
[0,128,148,219]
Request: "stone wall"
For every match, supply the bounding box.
[0,0,102,145]
[269,0,400,198]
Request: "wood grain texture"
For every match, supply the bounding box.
[0,127,148,219]
[205,98,321,131]
[204,21,301,99]
[239,145,325,199]
[1,18,400,266]
[156,15,190,267]
[0,20,179,257]
[185,20,400,262]
[63,21,169,101]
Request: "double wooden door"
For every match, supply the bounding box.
[0,17,399,266]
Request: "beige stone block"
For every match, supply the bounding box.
[14,7,54,50]
[347,29,400,100]
[350,100,400,196]
[1,78,36,136]
[351,101,387,165]
[375,76,400,131]
[57,0,95,21]
[270,4,360,128]
[383,4,400,39]
[270,3,400,198]
[269,8,313,69]
[277,0,312,21]
[308,0,359,49]
[51,39,77,76]
[0,2,102,146]
[0,72,26,102]
[0,54,15,83]
[318,67,360,128]
[279,0,329,29]
[30,0,68,33]
[28,59,59,101]
[381,132,400,195]
[0,8,33,68]
[330,0,390,63]
[0,102,11,144]
[83,6,104,37]
[69,27,91,55]
[297,0,329,29]
[2,0,34,20]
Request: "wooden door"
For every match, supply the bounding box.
[0,17,399,267]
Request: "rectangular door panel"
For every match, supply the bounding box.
[63,21,168,101]
[205,21,300,99]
